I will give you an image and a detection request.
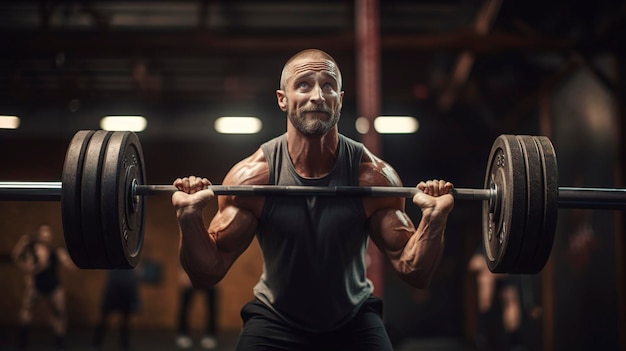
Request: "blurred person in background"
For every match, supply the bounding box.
[469,247,526,351]
[175,265,219,350]
[12,224,75,350]
[92,267,142,351]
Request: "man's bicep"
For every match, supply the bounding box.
[368,208,415,256]
[208,205,258,256]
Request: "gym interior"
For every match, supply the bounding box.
[0,1,624,350]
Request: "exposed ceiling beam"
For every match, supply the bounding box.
[0,30,574,58]
[437,0,502,112]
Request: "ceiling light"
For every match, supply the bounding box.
[355,117,370,134]
[0,115,20,129]
[100,116,147,132]
[214,117,262,134]
[373,116,419,134]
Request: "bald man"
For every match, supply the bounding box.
[172,49,455,350]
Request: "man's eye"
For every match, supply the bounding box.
[298,82,309,89]
[323,83,334,90]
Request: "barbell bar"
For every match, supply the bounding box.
[1,182,625,209]
[0,130,625,273]
[0,181,493,201]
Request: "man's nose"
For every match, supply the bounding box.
[310,84,325,104]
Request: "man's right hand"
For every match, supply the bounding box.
[171,176,215,217]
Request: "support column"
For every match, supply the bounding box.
[355,0,384,297]
[616,54,626,351]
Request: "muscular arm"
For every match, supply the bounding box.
[178,204,258,288]
[174,150,267,288]
[362,151,453,289]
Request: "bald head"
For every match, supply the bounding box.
[279,49,342,91]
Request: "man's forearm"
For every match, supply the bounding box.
[398,209,447,288]
[178,212,227,288]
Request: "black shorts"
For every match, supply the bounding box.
[235,296,393,351]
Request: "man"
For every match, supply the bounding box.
[469,247,538,351]
[174,265,219,350]
[172,49,454,350]
[12,225,75,350]
[92,268,141,351]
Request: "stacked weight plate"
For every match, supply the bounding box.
[61,130,145,269]
[482,135,558,274]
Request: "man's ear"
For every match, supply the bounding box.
[276,90,288,112]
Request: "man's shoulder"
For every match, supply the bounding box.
[225,148,269,186]
[358,149,402,187]
[220,148,268,216]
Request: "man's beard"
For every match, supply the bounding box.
[288,104,341,136]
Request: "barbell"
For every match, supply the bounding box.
[1,130,625,273]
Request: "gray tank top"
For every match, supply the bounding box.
[254,133,373,332]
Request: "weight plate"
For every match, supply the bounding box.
[532,136,558,273]
[81,130,113,268]
[511,135,544,274]
[61,130,95,269]
[101,131,145,269]
[482,135,527,273]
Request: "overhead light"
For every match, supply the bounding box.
[0,115,20,129]
[214,117,262,134]
[355,117,370,134]
[373,116,419,134]
[100,116,147,132]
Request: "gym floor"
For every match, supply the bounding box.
[0,326,475,351]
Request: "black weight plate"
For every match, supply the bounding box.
[101,131,145,269]
[532,136,558,273]
[81,130,113,268]
[482,135,527,273]
[61,130,95,269]
[511,135,544,274]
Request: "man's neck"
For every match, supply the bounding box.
[286,125,339,178]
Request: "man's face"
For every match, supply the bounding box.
[277,57,344,136]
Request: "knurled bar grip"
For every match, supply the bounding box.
[137,184,492,200]
[2,181,626,209]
